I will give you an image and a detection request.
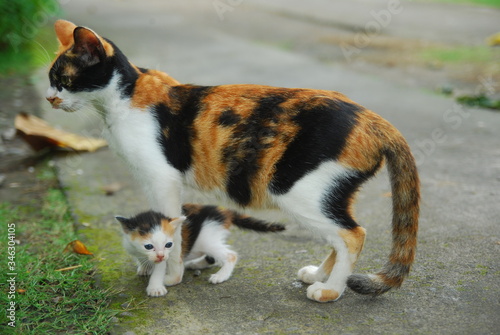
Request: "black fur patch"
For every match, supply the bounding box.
[270,98,361,194]
[321,170,374,229]
[153,85,212,172]
[218,108,241,127]
[49,39,137,96]
[182,205,224,253]
[121,211,165,236]
[223,94,287,205]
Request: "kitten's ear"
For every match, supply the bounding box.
[72,26,105,66]
[54,20,77,49]
[115,216,133,232]
[169,216,187,230]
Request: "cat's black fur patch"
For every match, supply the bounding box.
[182,205,224,253]
[270,98,361,194]
[154,85,212,172]
[120,211,165,236]
[218,108,241,127]
[224,94,287,205]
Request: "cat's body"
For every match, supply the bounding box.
[46,20,420,302]
[116,204,285,297]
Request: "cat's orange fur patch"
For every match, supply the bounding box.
[161,218,177,237]
[130,231,150,241]
[338,111,385,172]
[317,289,340,302]
[131,73,169,109]
[339,226,366,256]
[322,249,337,275]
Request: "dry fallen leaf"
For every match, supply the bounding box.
[55,265,83,272]
[64,240,93,255]
[101,182,123,196]
[15,113,107,152]
[16,289,26,294]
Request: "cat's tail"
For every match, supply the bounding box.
[229,211,286,233]
[347,123,420,296]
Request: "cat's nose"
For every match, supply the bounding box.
[156,255,164,261]
[46,96,56,104]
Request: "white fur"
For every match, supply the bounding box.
[122,225,177,297]
[272,160,354,301]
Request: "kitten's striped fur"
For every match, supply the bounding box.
[47,20,419,302]
[117,204,285,297]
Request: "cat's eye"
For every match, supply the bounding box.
[165,242,173,248]
[144,244,154,250]
[60,75,72,87]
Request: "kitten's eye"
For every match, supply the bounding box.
[144,244,154,250]
[165,242,173,248]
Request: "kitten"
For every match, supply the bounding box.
[116,204,285,297]
[47,20,420,302]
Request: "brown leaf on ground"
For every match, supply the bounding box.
[63,240,93,255]
[15,113,107,152]
[101,182,123,196]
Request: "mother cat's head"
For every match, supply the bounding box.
[46,20,137,112]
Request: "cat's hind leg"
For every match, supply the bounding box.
[273,160,368,302]
[303,226,365,302]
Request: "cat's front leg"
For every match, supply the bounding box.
[164,247,184,286]
[146,261,168,297]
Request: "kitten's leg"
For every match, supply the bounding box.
[208,251,237,284]
[185,255,216,270]
[146,261,168,297]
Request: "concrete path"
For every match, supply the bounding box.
[37,1,499,334]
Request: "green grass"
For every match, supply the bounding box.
[0,163,117,335]
[411,0,500,8]
[420,46,497,64]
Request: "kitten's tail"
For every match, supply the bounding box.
[229,211,286,233]
[347,124,420,296]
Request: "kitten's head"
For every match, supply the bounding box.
[46,20,117,112]
[116,211,185,263]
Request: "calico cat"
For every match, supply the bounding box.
[116,204,285,297]
[46,20,420,302]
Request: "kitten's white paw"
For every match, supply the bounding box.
[146,285,167,297]
[298,265,322,284]
[164,274,183,286]
[208,273,229,284]
[306,282,342,303]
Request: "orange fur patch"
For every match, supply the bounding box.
[339,226,366,256]
[338,110,385,172]
[318,289,340,302]
[161,218,177,237]
[322,249,337,275]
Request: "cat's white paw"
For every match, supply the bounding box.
[306,282,342,303]
[208,273,229,284]
[146,285,167,297]
[298,265,323,284]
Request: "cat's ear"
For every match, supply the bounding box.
[72,26,105,66]
[54,20,77,49]
[169,216,187,230]
[115,215,134,232]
